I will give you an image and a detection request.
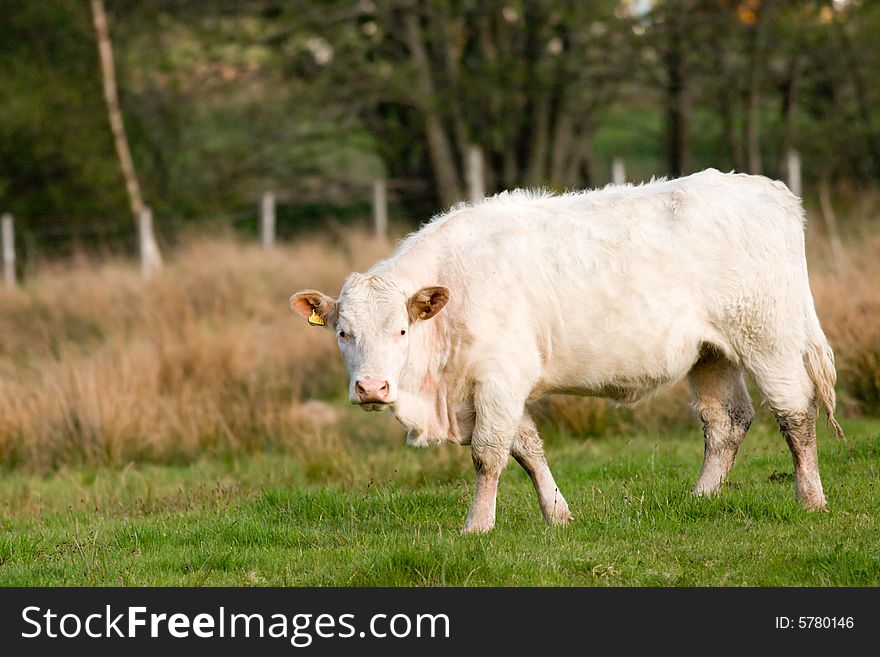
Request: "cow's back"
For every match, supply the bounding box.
[380,169,807,401]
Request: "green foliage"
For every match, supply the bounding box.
[2,0,880,253]
[0,0,128,225]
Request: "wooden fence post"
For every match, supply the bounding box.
[612,157,626,185]
[1,213,14,288]
[261,191,276,249]
[786,149,802,198]
[138,206,163,280]
[373,179,388,242]
[466,145,485,204]
[817,178,846,274]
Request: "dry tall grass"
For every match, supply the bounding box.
[0,218,877,471]
[810,230,880,415]
[0,229,389,470]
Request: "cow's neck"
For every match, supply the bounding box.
[394,307,458,446]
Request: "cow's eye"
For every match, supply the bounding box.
[338,330,347,339]
[400,329,406,336]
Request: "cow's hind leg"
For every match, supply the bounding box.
[511,414,573,526]
[748,353,828,510]
[688,350,755,496]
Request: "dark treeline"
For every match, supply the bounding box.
[1,0,878,247]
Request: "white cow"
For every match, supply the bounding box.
[290,169,842,533]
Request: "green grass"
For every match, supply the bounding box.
[1,416,878,586]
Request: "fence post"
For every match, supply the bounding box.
[466,145,485,204]
[373,179,388,242]
[817,178,845,274]
[261,191,276,249]
[2,213,14,288]
[138,206,163,280]
[786,149,802,198]
[612,157,626,185]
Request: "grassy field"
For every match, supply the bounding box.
[1,413,877,586]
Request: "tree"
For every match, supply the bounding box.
[3,0,879,252]
[90,0,146,219]
[657,0,695,175]
[742,0,775,174]
[290,0,628,207]
[0,0,129,229]
[831,0,880,177]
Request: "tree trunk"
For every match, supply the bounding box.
[835,16,880,177]
[714,32,744,171]
[402,11,463,207]
[722,92,744,171]
[744,0,774,175]
[90,0,145,219]
[745,77,761,174]
[549,97,575,185]
[580,153,595,189]
[502,147,518,189]
[564,124,593,188]
[779,54,802,177]
[665,28,691,176]
[428,7,470,178]
[525,96,550,186]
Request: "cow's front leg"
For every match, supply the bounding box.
[461,380,522,534]
[462,442,508,534]
[511,414,573,526]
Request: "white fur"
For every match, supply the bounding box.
[363,169,824,442]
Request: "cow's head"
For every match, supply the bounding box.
[290,274,449,411]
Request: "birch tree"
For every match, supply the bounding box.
[90,0,146,219]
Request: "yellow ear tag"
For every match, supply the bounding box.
[308,309,325,326]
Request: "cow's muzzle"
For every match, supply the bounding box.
[352,377,393,410]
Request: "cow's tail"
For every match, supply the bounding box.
[804,301,845,438]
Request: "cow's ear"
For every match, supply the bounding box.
[407,286,449,322]
[290,289,337,328]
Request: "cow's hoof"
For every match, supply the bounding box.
[545,511,574,527]
[543,504,574,527]
[692,488,718,498]
[460,519,495,534]
[692,480,724,497]
[800,497,829,512]
[796,480,828,511]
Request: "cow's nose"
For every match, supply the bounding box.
[354,378,390,403]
